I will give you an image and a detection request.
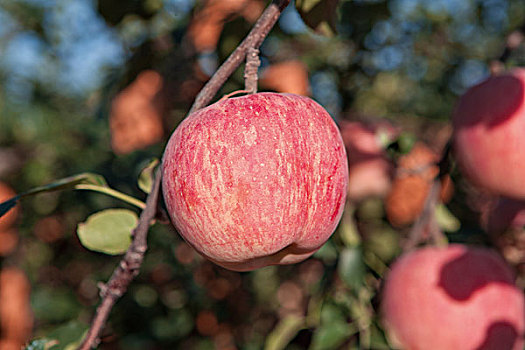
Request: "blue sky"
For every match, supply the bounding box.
[0,0,512,104]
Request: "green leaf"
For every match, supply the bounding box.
[295,0,340,36]
[369,323,391,350]
[31,287,81,323]
[310,322,352,350]
[320,303,345,326]
[397,132,416,154]
[296,0,323,12]
[151,309,194,340]
[310,303,354,350]
[138,158,159,193]
[265,314,306,350]
[47,321,88,350]
[313,239,338,264]
[363,226,400,263]
[25,322,87,350]
[338,203,360,247]
[25,339,59,350]
[77,209,138,255]
[337,247,366,290]
[435,204,460,232]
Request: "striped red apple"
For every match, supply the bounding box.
[162,93,348,271]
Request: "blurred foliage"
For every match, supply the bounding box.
[0,0,524,349]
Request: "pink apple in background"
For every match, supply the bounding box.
[162,93,348,271]
[339,121,395,202]
[381,244,525,350]
[452,68,525,199]
[481,197,525,275]
[484,197,525,234]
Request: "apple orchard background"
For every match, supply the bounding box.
[0,0,525,349]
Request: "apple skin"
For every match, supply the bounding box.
[162,92,348,271]
[381,244,525,350]
[482,197,525,278]
[484,197,525,234]
[452,68,525,199]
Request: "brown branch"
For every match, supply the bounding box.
[77,169,161,350]
[189,0,291,114]
[77,2,291,349]
[244,47,261,93]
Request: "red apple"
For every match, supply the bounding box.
[0,182,18,232]
[484,197,525,234]
[259,60,310,96]
[481,197,525,276]
[0,268,33,347]
[339,121,395,202]
[162,92,348,271]
[381,244,525,350]
[452,68,525,199]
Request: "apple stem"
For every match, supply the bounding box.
[189,0,291,114]
[244,47,260,94]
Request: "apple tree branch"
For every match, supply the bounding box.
[77,1,291,349]
[78,168,161,350]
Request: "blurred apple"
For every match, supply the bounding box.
[482,197,525,280]
[162,92,348,271]
[452,68,525,199]
[0,182,18,231]
[386,142,453,227]
[187,0,264,52]
[259,60,310,96]
[0,268,33,348]
[484,197,525,234]
[0,229,18,257]
[381,244,525,350]
[110,70,165,155]
[339,121,396,202]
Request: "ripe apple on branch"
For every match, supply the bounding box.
[2,1,525,349]
[162,92,348,271]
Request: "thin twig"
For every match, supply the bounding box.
[78,169,161,350]
[244,48,261,93]
[189,0,291,114]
